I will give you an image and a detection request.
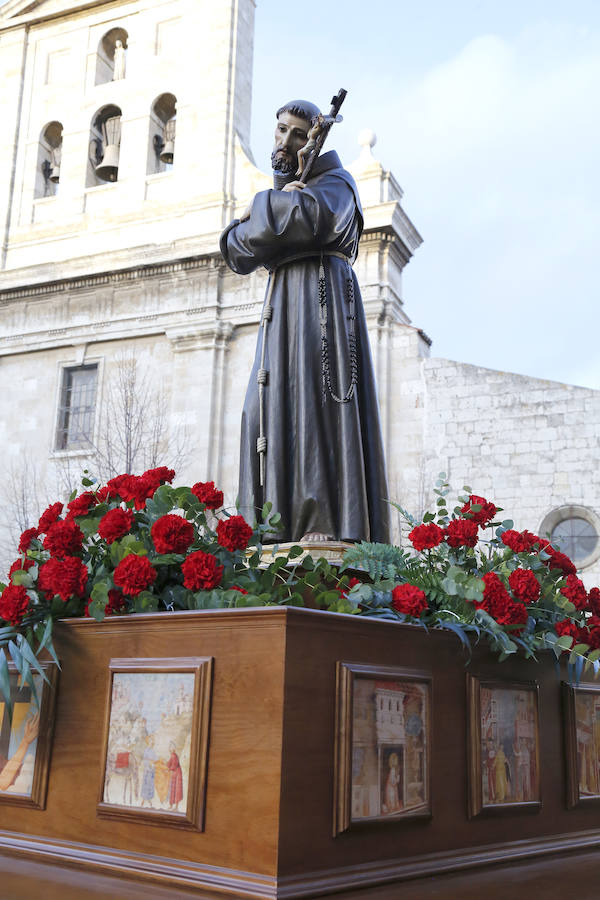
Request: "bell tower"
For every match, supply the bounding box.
[0,0,255,275]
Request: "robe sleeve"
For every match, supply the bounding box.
[219,175,357,275]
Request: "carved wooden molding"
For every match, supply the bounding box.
[2,826,600,898]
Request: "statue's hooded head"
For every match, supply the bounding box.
[271,99,321,175]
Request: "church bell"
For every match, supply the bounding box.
[159,117,176,164]
[95,115,121,182]
[49,148,61,183]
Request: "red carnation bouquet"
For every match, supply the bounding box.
[0,470,357,709]
[340,475,600,666]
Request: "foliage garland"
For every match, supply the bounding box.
[1,469,598,712]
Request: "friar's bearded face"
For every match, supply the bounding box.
[271,111,310,174]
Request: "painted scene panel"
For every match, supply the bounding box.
[574,690,600,798]
[0,673,42,798]
[103,671,195,813]
[351,677,429,820]
[480,686,539,806]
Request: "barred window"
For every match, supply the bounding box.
[56,365,98,450]
[551,518,598,563]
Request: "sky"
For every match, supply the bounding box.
[250,1,600,390]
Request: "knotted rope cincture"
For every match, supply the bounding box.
[319,252,358,404]
[257,277,274,487]
[256,251,358,487]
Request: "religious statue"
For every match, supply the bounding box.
[220,96,390,544]
[113,39,126,80]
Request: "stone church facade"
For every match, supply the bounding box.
[1,0,598,584]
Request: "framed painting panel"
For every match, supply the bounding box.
[334,662,432,835]
[97,656,213,830]
[0,661,59,810]
[562,681,600,808]
[467,674,541,818]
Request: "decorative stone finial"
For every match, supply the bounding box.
[358,128,377,150]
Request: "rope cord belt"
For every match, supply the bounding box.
[257,250,358,487]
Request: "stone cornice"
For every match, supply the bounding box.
[0,0,128,33]
[0,252,223,304]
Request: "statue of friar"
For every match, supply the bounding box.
[220,98,390,544]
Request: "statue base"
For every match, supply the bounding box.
[1,607,599,898]
[259,540,353,567]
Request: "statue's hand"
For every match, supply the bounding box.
[281,181,305,193]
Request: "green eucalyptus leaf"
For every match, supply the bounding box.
[0,650,12,718]
[10,569,34,588]
[78,515,103,538]
[133,591,159,613]
[152,553,184,566]
[87,599,106,621]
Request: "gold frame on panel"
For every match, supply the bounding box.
[334,662,432,836]
[467,673,541,818]
[562,681,600,809]
[0,661,59,810]
[97,656,213,830]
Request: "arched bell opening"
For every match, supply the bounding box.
[95,27,128,85]
[148,92,177,174]
[35,121,63,198]
[88,104,122,186]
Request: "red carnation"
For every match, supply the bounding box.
[391,583,428,617]
[38,556,88,602]
[560,574,588,610]
[501,529,539,554]
[106,474,139,503]
[496,600,529,635]
[9,558,35,581]
[95,485,110,503]
[191,481,224,509]
[231,586,249,595]
[335,576,361,600]
[38,502,63,534]
[85,588,128,618]
[113,554,157,596]
[216,515,253,551]
[43,519,84,558]
[132,467,176,510]
[143,466,175,486]
[479,572,513,621]
[555,618,579,648]
[460,494,497,525]
[582,616,600,650]
[98,507,134,544]
[536,538,577,576]
[408,522,445,551]
[508,568,540,603]
[181,551,223,591]
[151,514,194,554]
[588,587,600,617]
[445,518,478,548]
[0,584,30,626]
[66,491,97,519]
[18,527,38,554]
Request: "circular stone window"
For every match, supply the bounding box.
[539,506,600,570]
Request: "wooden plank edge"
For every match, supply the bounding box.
[0,831,278,899]
[276,829,600,897]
